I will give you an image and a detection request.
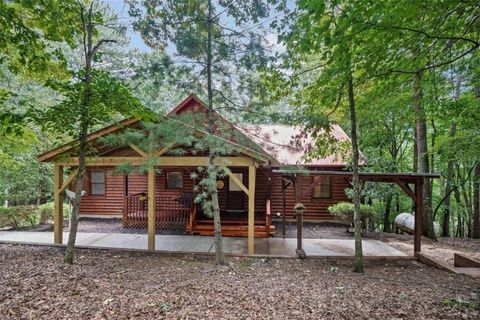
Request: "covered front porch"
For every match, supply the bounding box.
[53,156,268,254]
[123,194,274,238]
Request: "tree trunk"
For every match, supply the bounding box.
[206,0,226,265]
[458,164,473,237]
[413,71,436,239]
[442,123,456,237]
[64,4,93,264]
[453,175,463,238]
[473,162,480,238]
[383,193,392,233]
[347,76,363,273]
[472,83,480,238]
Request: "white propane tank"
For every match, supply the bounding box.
[395,212,415,233]
[394,212,441,236]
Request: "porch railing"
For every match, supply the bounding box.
[123,194,193,230]
[266,199,272,227]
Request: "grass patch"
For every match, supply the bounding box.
[442,298,479,310]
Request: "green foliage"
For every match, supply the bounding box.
[0,202,70,228]
[127,0,283,122]
[27,69,148,136]
[328,202,374,222]
[442,298,479,311]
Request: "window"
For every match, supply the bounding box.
[166,171,183,189]
[229,173,243,191]
[90,171,105,195]
[312,176,332,199]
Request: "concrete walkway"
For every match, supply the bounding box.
[0,231,407,257]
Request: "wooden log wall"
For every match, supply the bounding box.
[79,166,350,220]
[266,168,350,220]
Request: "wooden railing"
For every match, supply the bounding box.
[187,205,197,235]
[155,195,192,230]
[124,195,147,228]
[123,194,193,230]
[266,199,272,227]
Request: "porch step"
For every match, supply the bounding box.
[191,223,275,238]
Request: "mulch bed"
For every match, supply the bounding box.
[0,244,479,319]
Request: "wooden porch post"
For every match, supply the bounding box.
[248,165,256,254]
[414,178,423,254]
[54,164,63,244]
[281,178,286,238]
[148,166,156,251]
[294,176,304,256]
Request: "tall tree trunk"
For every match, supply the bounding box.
[413,71,436,239]
[64,3,94,264]
[453,171,464,237]
[383,193,392,233]
[473,83,480,238]
[442,126,455,237]
[473,162,480,238]
[458,164,473,237]
[347,76,363,273]
[206,0,226,265]
[413,125,418,172]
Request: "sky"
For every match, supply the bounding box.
[103,0,151,52]
[102,0,290,55]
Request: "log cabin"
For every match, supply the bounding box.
[38,94,352,253]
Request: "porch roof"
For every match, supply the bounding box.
[272,169,441,182]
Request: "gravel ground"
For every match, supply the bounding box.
[0,244,478,320]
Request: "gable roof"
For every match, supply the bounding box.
[37,95,269,163]
[37,94,352,167]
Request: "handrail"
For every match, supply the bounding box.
[266,199,271,227]
[188,205,197,235]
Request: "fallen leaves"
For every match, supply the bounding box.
[0,244,478,319]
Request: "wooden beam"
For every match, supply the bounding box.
[58,169,78,194]
[416,252,460,274]
[454,253,480,268]
[294,177,305,256]
[226,171,249,195]
[54,165,63,244]
[395,179,416,201]
[38,118,139,162]
[248,165,256,254]
[281,178,287,238]
[56,156,257,167]
[153,142,175,157]
[128,144,148,158]
[147,166,156,250]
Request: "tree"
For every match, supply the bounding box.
[268,0,375,272]
[28,0,145,264]
[127,0,277,264]
[1,0,79,136]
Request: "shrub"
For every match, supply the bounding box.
[37,202,71,223]
[328,202,374,233]
[0,205,38,228]
[0,202,71,228]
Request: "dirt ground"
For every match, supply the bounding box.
[0,244,478,320]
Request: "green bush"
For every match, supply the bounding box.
[0,205,38,228]
[328,202,374,232]
[0,202,71,229]
[37,202,71,223]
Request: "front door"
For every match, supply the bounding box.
[227,172,245,213]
